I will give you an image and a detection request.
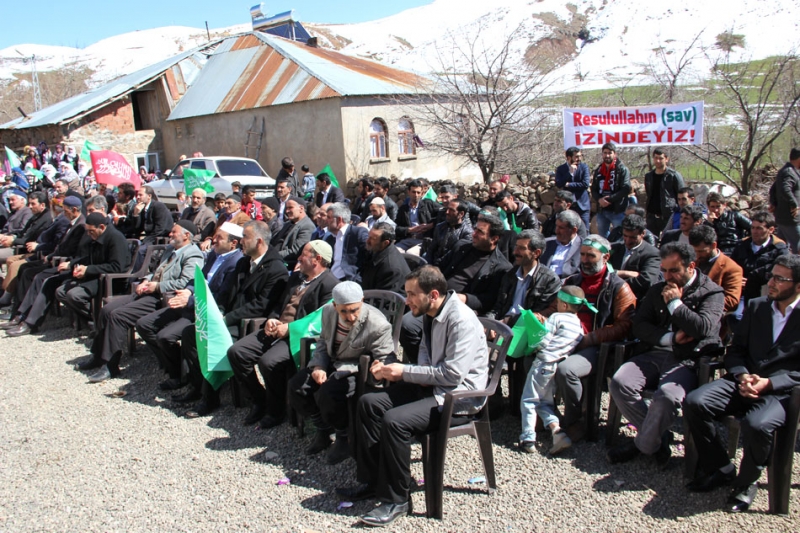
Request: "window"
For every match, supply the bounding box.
[135,152,160,174]
[398,118,416,156]
[370,118,388,159]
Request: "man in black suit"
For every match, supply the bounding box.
[325,203,367,282]
[271,198,315,270]
[394,179,439,251]
[609,214,662,301]
[351,177,375,222]
[0,191,52,267]
[684,254,800,512]
[227,240,339,428]
[540,210,583,279]
[132,185,172,244]
[361,222,410,293]
[315,173,345,208]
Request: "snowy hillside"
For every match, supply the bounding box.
[1,0,798,93]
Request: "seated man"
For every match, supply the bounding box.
[689,225,743,316]
[394,179,438,252]
[337,266,489,527]
[0,191,52,269]
[351,177,376,222]
[361,222,410,294]
[661,204,706,246]
[609,214,661,302]
[608,206,658,246]
[227,241,339,428]
[325,203,367,282]
[731,211,789,304]
[555,235,635,440]
[684,254,800,512]
[607,242,725,466]
[372,177,398,221]
[400,214,512,363]
[540,210,583,279]
[706,192,751,256]
[180,188,217,244]
[541,190,587,240]
[75,220,204,382]
[271,198,315,270]
[494,189,540,231]
[288,282,395,465]
[360,197,395,230]
[424,199,472,267]
[131,185,173,245]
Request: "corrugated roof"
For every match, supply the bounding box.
[167,32,430,121]
[0,38,226,130]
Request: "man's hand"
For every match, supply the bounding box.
[25,242,38,253]
[598,198,611,208]
[58,262,71,272]
[168,289,191,309]
[379,363,404,382]
[136,281,158,295]
[616,270,639,280]
[791,207,799,218]
[0,235,13,247]
[457,293,467,304]
[662,282,683,304]
[72,265,87,279]
[199,239,212,252]
[739,374,771,398]
[370,359,385,380]
[311,367,327,385]
[264,318,288,338]
[133,202,146,216]
[674,330,695,345]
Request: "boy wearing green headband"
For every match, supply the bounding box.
[519,286,591,454]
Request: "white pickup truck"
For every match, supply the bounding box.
[149,156,275,209]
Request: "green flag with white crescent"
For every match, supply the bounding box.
[194,265,234,390]
[183,168,216,195]
[5,147,21,168]
[80,140,101,169]
[317,164,339,189]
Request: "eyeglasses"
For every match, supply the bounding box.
[767,273,795,284]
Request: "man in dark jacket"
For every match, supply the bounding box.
[591,143,631,238]
[661,204,707,246]
[372,177,398,221]
[731,211,789,302]
[495,190,540,231]
[644,148,685,235]
[394,179,439,251]
[683,254,800,512]
[0,189,33,240]
[361,222,410,294]
[607,242,725,466]
[0,191,52,265]
[351,177,375,222]
[399,214,512,363]
[227,240,339,429]
[772,147,800,252]
[542,190,588,239]
[706,192,750,256]
[555,147,591,230]
[132,185,173,245]
[609,214,662,301]
[424,199,473,266]
[314,173,345,208]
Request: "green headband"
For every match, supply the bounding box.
[581,239,610,255]
[558,290,599,313]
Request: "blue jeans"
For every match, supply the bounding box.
[595,210,625,239]
[519,359,560,442]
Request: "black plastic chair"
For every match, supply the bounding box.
[403,253,427,271]
[417,317,512,519]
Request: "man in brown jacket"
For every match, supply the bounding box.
[689,225,743,315]
[554,235,636,440]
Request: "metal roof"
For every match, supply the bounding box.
[167,32,430,121]
[0,39,225,130]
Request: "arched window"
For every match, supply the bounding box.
[398,118,415,155]
[370,119,388,159]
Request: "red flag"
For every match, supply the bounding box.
[90,150,141,190]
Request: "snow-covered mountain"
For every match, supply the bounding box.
[1,0,798,93]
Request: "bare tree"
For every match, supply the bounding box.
[411,25,558,183]
[681,49,800,194]
[647,31,705,104]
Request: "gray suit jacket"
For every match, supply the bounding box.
[308,302,395,375]
[277,215,315,267]
[145,244,204,294]
[541,237,582,279]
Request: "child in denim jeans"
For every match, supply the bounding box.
[519,286,595,455]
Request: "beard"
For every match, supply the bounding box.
[581,260,604,275]
[410,296,432,317]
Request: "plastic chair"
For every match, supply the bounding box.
[417,317,513,519]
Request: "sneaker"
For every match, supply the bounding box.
[549,430,572,455]
[519,440,536,453]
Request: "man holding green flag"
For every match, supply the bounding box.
[494,189,540,233]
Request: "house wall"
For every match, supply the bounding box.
[163,97,346,179]
[340,97,482,185]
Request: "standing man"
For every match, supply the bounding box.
[591,143,631,238]
[684,254,800,513]
[644,148,685,236]
[772,147,800,253]
[275,157,299,196]
[337,266,489,527]
[607,242,724,466]
[609,214,662,302]
[555,147,591,230]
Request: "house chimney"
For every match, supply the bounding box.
[306,37,318,48]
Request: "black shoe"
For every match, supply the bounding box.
[359,501,409,527]
[172,387,202,403]
[258,414,284,430]
[6,322,32,337]
[336,483,376,502]
[243,404,266,426]
[305,430,333,455]
[606,440,641,464]
[185,395,220,418]
[725,484,757,513]
[0,311,13,321]
[0,317,21,330]
[654,432,673,469]
[686,466,736,492]
[88,365,119,383]
[326,436,351,465]
[159,378,183,391]
[75,356,103,371]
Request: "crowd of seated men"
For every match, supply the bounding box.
[2,144,800,526]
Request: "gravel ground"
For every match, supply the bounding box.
[1,317,799,533]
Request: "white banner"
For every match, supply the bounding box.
[563,101,704,149]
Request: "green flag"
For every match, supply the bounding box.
[80,140,101,169]
[505,309,550,359]
[288,301,331,368]
[194,265,234,390]
[507,211,522,234]
[5,147,21,168]
[317,163,339,188]
[422,186,438,202]
[497,209,511,231]
[183,168,216,195]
